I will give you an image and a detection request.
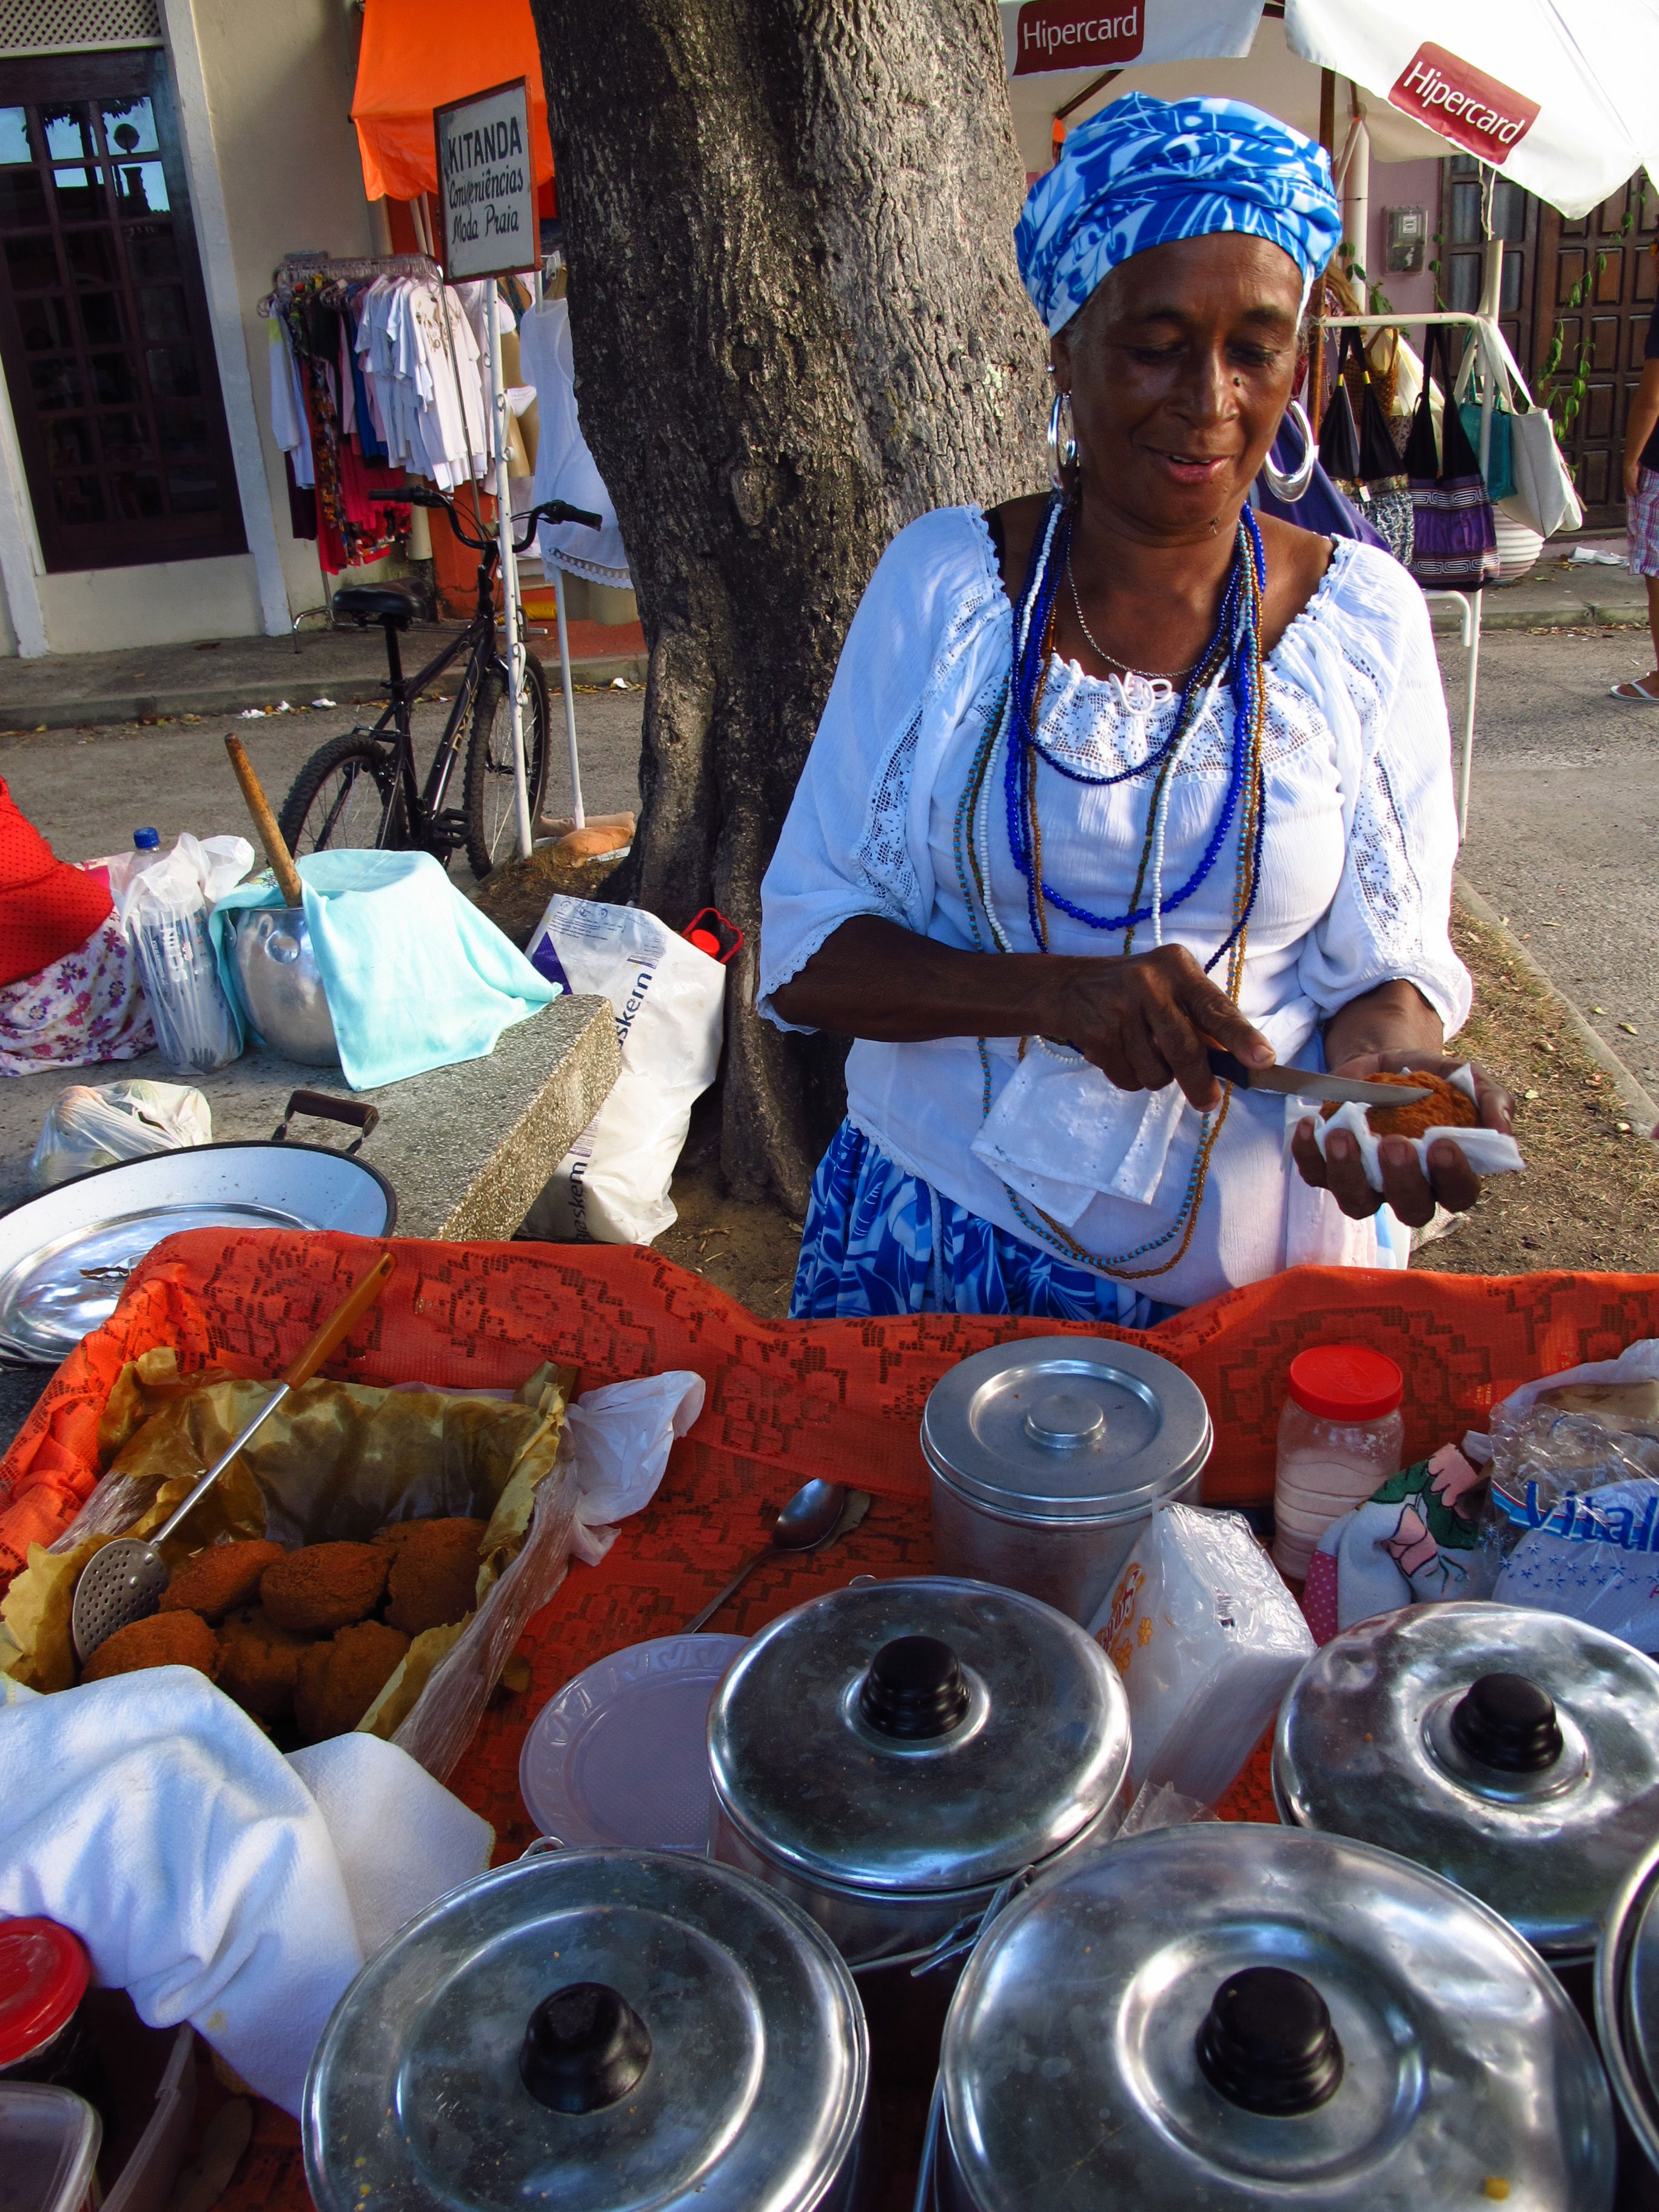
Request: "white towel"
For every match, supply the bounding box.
[0,1669,491,2114]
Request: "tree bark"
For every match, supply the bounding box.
[532,0,1046,1210]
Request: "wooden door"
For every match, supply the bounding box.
[1533,174,1658,529]
[1438,155,1540,385]
[0,46,244,572]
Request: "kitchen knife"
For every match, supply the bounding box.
[1206,1047,1432,1109]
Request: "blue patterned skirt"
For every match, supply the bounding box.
[791,1118,1179,1329]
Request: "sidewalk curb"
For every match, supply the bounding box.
[1455,876,1659,1133]
[0,653,647,733]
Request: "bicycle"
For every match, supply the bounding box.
[276,488,601,881]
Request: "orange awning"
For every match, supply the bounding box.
[351,0,554,204]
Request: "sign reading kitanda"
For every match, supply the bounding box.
[434,78,536,280]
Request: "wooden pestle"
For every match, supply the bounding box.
[225,734,306,908]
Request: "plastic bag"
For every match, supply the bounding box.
[1089,1503,1314,1806]
[520,897,725,1244]
[29,1080,211,1191]
[115,833,252,1074]
[1472,1340,1659,1651]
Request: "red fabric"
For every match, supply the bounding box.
[0,779,111,990]
[8,1231,1650,2211]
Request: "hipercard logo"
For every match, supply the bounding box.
[1012,0,1144,75]
[1388,42,1540,165]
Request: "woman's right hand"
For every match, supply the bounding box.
[1046,943,1275,1112]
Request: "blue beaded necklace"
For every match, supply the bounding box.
[1004,492,1268,968]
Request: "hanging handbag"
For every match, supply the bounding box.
[1327,328,1413,567]
[1453,332,1518,503]
[1317,333,1361,484]
[1480,324,1584,540]
[1406,324,1498,592]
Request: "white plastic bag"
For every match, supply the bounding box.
[29,1080,210,1190]
[1089,1503,1314,1806]
[115,833,252,1074]
[521,897,725,1244]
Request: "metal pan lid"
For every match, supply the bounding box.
[0,1142,395,1364]
[1596,1837,1659,2174]
[1274,1601,1659,1959]
[921,1336,1212,1521]
[941,1824,1614,2211]
[304,1848,865,2212]
[707,1577,1129,1897]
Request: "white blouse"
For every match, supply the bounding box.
[758,506,1470,1309]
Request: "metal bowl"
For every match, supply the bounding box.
[226,908,339,1067]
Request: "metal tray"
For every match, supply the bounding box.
[0,1140,396,1366]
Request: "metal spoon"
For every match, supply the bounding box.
[70,1252,395,1665]
[683,1478,850,1633]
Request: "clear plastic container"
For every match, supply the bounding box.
[0,2084,101,2212]
[1272,1345,1404,1583]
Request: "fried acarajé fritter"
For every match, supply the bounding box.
[1321,1069,1480,1142]
[160,1540,286,1624]
[81,1609,219,1684]
[260,1542,389,1635]
[216,1606,310,1720]
[293,1620,409,1741]
[384,1517,488,1637]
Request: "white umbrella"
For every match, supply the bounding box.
[1000,0,1659,217]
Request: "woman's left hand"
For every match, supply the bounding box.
[1289,1050,1512,1226]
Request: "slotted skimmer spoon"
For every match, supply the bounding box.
[71,1250,395,1664]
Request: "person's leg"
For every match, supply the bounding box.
[1613,471,1659,697]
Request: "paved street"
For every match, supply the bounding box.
[1450,623,1659,1102]
[0,682,646,880]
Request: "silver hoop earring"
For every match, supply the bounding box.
[1047,390,1078,491]
[1259,398,1316,502]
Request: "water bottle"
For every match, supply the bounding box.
[133,827,159,851]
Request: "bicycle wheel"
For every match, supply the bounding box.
[279,732,406,858]
[464,652,550,879]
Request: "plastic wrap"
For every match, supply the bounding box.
[1089,1503,1314,1806]
[30,1082,210,1191]
[114,835,252,1074]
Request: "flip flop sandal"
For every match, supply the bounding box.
[1610,677,1659,700]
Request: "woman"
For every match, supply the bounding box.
[760,95,1511,1325]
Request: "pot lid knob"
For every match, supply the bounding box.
[1449,1672,1564,1774]
[857,1635,971,1740]
[1195,1966,1344,2116]
[518,1982,652,2114]
[1023,1390,1106,1450]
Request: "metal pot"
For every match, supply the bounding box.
[303,1848,870,2212]
[224,907,339,1067]
[1596,1837,1659,2175]
[922,1336,1212,1622]
[707,1577,1130,2067]
[937,1823,1615,2210]
[1273,1601,1659,1964]
[0,1104,392,1366]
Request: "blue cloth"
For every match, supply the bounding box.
[210,850,559,1090]
[1016,94,1342,336]
[791,1118,1178,1329]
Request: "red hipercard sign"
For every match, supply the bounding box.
[1011,0,1146,76]
[1387,42,1541,165]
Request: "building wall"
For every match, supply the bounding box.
[1364,157,1441,320]
[0,0,378,654]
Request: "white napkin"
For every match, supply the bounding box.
[0,1669,491,2114]
[970,1000,1322,1225]
[1294,1064,1524,1195]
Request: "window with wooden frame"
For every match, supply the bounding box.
[0,45,244,571]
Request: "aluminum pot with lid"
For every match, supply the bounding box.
[707,1577,1129,2057]
[304,1847,870,2212]
[224,908,340,1067]
[937,1823,1615,2211]
[1596,1836,1659,2176]
[1273,1601,1659,1963]
[922,1336,1212,1621]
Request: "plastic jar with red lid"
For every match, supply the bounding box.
[1272,1346,1405,1583]
[0,1919,107,2119]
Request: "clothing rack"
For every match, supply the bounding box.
[258,252,442,318]
[1310,305,1508,843]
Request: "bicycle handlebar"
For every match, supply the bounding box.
[367,488,600,554]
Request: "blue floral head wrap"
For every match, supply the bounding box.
[1015,94,1342,337]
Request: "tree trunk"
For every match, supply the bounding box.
[532,0,1046,1210]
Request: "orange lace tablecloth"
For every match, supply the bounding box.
[4,1232,1655,2212]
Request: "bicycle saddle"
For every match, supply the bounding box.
[333,585,418,626]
